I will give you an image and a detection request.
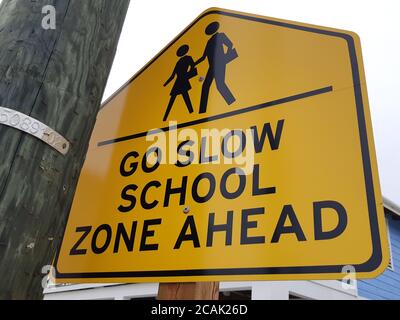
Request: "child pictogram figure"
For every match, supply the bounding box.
[163,44,197,121]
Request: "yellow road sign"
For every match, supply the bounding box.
[55,8,388,282]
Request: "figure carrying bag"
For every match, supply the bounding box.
[186,67,198,79]
[225,47,238,63]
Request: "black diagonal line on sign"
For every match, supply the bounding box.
[97,85,333,147]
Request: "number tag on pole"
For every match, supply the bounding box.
[0,106,70,155]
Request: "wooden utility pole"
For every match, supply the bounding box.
[0,0,130,299]
[158,283,220,300]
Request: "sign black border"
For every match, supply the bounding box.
[55,9,383,280]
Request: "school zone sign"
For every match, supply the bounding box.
[55,8,388,282]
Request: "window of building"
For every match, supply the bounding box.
[289,293,312,300]
[130,296,156,300]
[219,290,251,300]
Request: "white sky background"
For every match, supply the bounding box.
[104,0,400,205]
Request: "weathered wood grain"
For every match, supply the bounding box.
[0,0,130,299]
[158,282,220,300]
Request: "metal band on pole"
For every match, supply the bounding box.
[0,106,70,155]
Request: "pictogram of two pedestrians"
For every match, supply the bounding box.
[163,22,238,121]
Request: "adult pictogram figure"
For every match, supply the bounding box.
[163,44,197,121]
[195,22,238,114]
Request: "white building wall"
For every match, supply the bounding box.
[43,280,360,300]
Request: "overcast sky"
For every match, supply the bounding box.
[103,0,400,205]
